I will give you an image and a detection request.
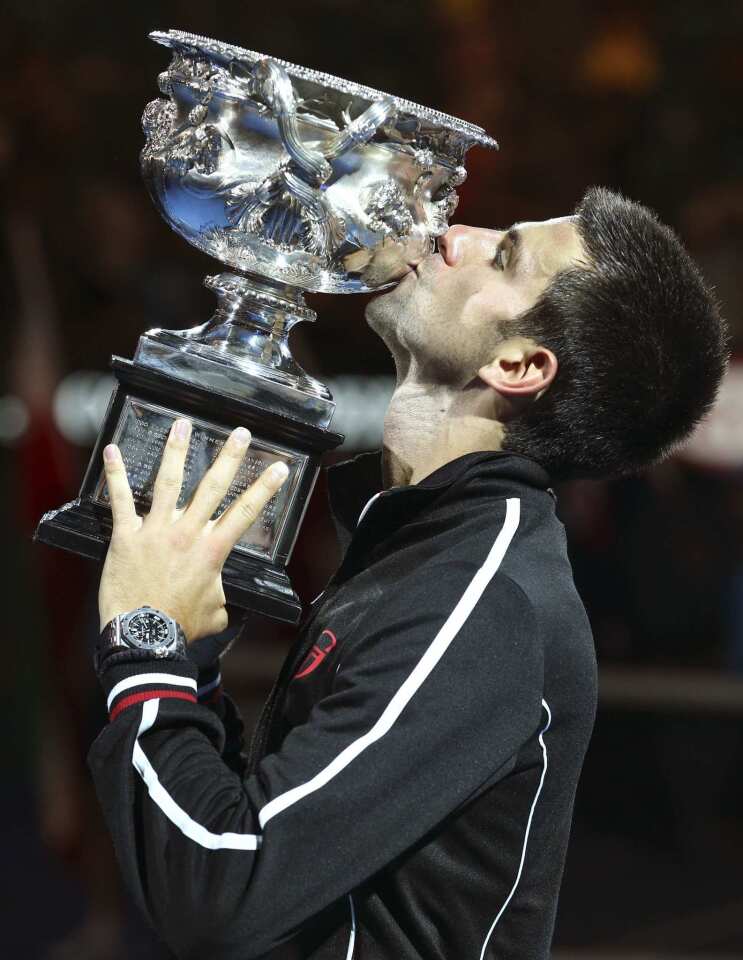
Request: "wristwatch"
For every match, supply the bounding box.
[95,606,188,676]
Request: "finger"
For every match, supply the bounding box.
[185,427,252,527]
[102,444,138,530]
[212,460,289,558]
[148,418,192,523]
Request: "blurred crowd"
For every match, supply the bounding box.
[2,1,742,956]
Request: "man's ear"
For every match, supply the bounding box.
[478,337,558,400]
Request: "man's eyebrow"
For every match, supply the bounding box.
[492,224,523,245]
[492,224,524,268]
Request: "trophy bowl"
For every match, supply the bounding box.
[141,29,497,294]
[35,29,498,624]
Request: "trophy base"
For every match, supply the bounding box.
[35,497,301,622]
[34,355,344,625]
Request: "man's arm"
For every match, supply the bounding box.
[89,551,543,959]
[194,663,246,777]
[189,619,251,777]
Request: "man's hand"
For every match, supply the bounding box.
[98,418,289,642]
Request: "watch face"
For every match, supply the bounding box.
[125,611,172,650]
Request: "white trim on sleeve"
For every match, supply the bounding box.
[132,699,262,851]
[107,672,197,712]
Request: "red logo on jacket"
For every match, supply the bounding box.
[293,630,338,679]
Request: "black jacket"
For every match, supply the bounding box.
[88,450,597,959]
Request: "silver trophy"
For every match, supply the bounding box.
[35,29,497,623]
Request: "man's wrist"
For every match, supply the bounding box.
[186,613,246,671]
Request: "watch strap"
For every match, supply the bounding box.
[95,607,188,678]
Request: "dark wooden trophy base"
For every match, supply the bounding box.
[34,356,344,625]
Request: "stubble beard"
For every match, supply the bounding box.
[365,281,413,357]
[366,277,465,384]
[366,272,502,387]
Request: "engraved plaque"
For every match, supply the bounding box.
[93,398,307,563]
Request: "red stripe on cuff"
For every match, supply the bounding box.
[109,689,198,722]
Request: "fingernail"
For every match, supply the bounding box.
[233,427,251,447]
[271,461,289,481]
[174,418,191,440]
[103,444,119,463]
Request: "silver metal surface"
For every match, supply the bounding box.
[135,273,336,427]
[137,28,498,422]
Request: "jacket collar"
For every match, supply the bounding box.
[326,449,553,545]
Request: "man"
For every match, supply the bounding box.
[88,187,727,959]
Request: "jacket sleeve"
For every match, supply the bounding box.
[88,566,543,959]
[195,662,247,777]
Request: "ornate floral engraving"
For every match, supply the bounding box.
[168,123,224,176]
[412,147,438,173]
[141,99,177,157]
[428,164,467,234]
[364,182,414,238]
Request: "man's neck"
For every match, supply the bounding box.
[382,365,507,488]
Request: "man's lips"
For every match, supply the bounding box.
[391,263,415,283]
[409,252,445,276]
[395,251,445,284]
[394,262,418,283]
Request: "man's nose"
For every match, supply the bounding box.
[437,225,499,267]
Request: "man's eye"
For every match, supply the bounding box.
[494,246,508,270]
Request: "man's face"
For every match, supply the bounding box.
[366,216,587,384]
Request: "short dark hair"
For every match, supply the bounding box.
[501,187,729,482]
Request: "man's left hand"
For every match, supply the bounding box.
[97,418,289,643]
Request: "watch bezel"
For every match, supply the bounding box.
[119,606,179,657]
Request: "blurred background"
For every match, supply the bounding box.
[2,1,742,957]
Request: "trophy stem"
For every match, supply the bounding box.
[134,271,336,428]
[196,272,315,375]
[205,272,313,332]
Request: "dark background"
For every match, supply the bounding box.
[2,1,743,956]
